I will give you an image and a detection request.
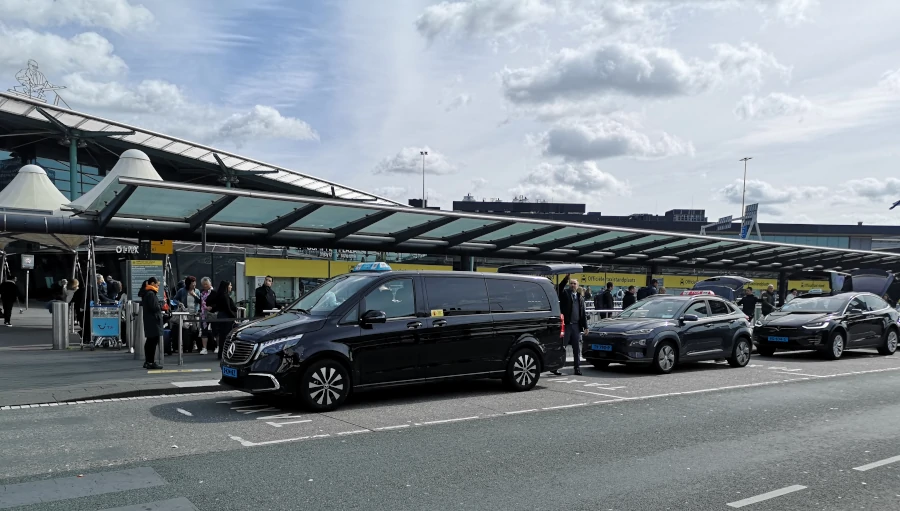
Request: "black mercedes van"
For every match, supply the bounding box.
[219,263,565,411]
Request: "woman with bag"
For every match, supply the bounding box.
[214,280,237,361]
[198,277,217,354]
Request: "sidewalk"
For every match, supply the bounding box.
[0,307,224,406]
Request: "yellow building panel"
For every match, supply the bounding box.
[245,258,329,278]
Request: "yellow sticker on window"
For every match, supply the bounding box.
[430,309,444,317]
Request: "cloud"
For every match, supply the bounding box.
[415,0,554,41]
[843,177,900,200]
[373,147,459,175]
[510,161,630,203]
[718,178,826,205]
[539,118,694,161]
[60,75,318,147]
[0,0,154,32]
[0,25,127,77]
[733,92,813,120]
[880,68,900,92]
[500,42,788,105]
[372,186,409,201]
[444,93,472,112]
[471,177,488,188]
[645,0,819,26]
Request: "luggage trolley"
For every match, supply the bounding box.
[88,300,124,350]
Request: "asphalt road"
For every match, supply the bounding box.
[2,349,900,510]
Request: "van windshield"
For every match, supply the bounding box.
[288,274,374,315]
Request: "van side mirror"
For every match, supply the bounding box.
[681,314,699,323]
[361,310,387,326]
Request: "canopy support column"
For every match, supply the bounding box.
[646,264,659,288]
[69,137,78,200]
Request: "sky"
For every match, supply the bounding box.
[1,0,900,224]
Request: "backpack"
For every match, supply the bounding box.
[636,286,650,300]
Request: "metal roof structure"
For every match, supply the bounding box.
[0,91,400,205]
[5,177,899,273]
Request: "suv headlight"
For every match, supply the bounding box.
[625,329,653,335]
[802,321,830,330]
[258,334,304,356]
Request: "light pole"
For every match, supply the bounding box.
[739,157,752,215]
[420,150,428,208]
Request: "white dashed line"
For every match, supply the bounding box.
[375,424,410,431]
[418,416,479,426]
[266,420,312,428]
[726,485,807,508]
[176,408,193,417]
[852,454,900,472]
[337,429,370,436]
[504,409,538,415]
[541,403,587,410]
[573,390,626,399]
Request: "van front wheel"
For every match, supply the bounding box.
[299,359,350,412]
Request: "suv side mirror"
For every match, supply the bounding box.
[361,310,387,326]
[849,308,864,315]
[681,314,699,323]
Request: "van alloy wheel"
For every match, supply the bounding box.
[300,360,350,411]
[513,353,537,386]
[504,348,540,391]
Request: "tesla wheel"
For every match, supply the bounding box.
[825,331,845,360]
[590,360,610,370]
[299,359,350,412]
[728,338,751,368]
[652,342,677,374]
[878,329,899,356]
[757,345,777,357]
[504,348,540,391]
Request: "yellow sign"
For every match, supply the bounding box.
[430,309,444,317]
[131,259,162,266]
[150,240,173,255]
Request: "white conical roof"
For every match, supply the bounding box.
[0,164,69,212]
[69,149,162,212]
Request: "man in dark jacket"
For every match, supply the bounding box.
[761,285,777,316]
[557,275,588,376]
[106,275,122,302]
[141,277,163,369]
[737,287,758,319]
[0,277,22,327]
[254,276,277,317]
[622,285,637,309]
[600,281,615,318]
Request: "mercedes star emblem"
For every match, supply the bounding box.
[226,342,236,359]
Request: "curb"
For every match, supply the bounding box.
[1,384,225,409]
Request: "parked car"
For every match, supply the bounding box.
[753,292,899,359]
[582,290,753,374]
[220,263,565,411]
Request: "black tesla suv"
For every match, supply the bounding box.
[582,291,753,374]
[753,292,899,359]
[219,264,566,411]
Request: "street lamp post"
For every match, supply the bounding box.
[420,150,428,208]
[739,157,752,215]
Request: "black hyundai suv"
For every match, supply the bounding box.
[219,264,565,411]
[583,291,753,374]
[753,292,899,359]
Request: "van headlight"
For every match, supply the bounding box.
[258,334,304,356]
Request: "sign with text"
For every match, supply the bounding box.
[126,260,163,302]
[150,240,173,255]
[91,317,120,336]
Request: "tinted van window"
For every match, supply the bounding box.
[487,279,550,313]
[363,278,416,319]
[424,277,490,316]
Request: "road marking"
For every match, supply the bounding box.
[255,412,306,421]
[375,424,410,430]
[337,429,370,436]
[726,485,807,508]
[505,409,538,415]
[229,434,329,447]
[418,416,479,426]
[266,420,312,427]
[852,454,900,472]
[171,379,220,388]
[176,408,193,417]
[772,371,824,378]
[542,403,587,410]
[147,369,212,374]
[573,390,626,399]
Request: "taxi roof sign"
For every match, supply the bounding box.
[807,288,823,294]
[681,290,715,296]
[351,262,393,273]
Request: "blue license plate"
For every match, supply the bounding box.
[591,344,613,351]
[222,366,238,378]
[768,336,789,343]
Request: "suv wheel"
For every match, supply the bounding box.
[590,360,610,370]
[504,348,540,391]
[825,331,845,360]
[299,359,350,411]
[757,345,777,357]
[878,328,898,356]
[728,338,751,368]
[652,342,677,374]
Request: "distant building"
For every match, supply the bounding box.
[407,198,440,210]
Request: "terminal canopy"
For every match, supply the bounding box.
[72,177,900,273]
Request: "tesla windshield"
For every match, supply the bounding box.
[288,274,374,315]
[780,295,848,313]
[618,298,683,319]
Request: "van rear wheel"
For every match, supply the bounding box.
[504,348,540,391]
[299,359,350,412]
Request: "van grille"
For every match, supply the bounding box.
[223,337,256,365]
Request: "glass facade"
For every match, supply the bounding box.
[0,149,100,199]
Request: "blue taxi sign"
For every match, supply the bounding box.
[351,262,393,273]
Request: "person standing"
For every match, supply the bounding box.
[786,289,799,303]
[737,287,758,319]
[141,277,163,369]
[199,277,217,354]
[622,285,637,309]
[214,280,237,361]
[761,284,777,316]
[557,276,588,376]
[175,276,203,354]
[0,277,22,327]
[600,281,615,318]
[584,286,593,301]
[106,275,122,302]
[254,276,277,318]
